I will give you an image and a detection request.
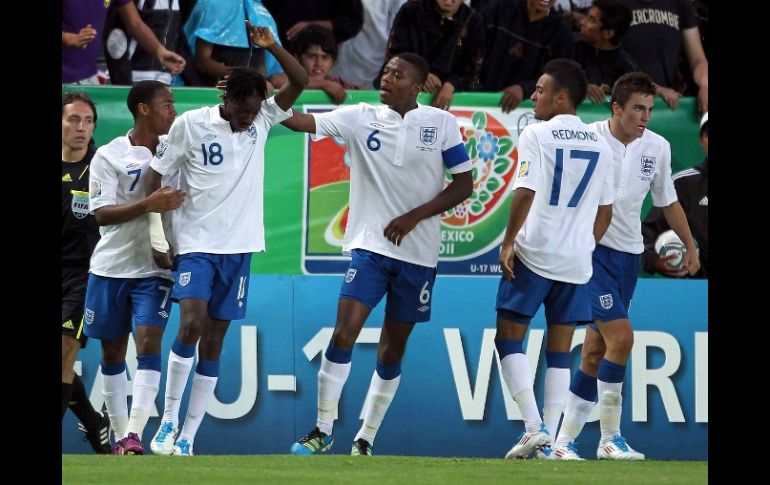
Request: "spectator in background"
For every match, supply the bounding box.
[574,0,636,103]
[62,92,111,454]
[555,0,593,32]
[184,0,287,90]
[479,0,574,113]
[642,112,708,278]
[63,0,185,85]
[331,0,406,89]
[290,25,361,104]
[377,0,485,111]
[103,0,189,85]
[262,0,363,45]
[619,0,708,112]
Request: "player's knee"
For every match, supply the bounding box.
[134,333,161,355]
[608,329,634,356]
[177,315,203,343]
[582,345,604,372]
[101,346,125,364]
[377,343,406,365]
[331,327,357,348]
[197,337,224,360]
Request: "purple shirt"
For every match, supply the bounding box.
[62,0,130,83]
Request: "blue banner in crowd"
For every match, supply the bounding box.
[63,276,707,459]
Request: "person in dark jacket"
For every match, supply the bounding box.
[479,0,574,112]
[574,0,636,103]
[376,0,485,110]
[642,112,708,278]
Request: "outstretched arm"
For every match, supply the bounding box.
[247,22,308,111]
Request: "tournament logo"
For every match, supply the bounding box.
[345,268,357,283]
[155,142,168,159]
[518,160,530,179]
[90,180,101,198]
[641,156,656,176]
[420,127,437,145]
[179,272,191,287]
[84,308,95,325]
[599,294,614,310]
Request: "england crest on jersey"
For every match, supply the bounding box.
[599,294,613,309]
[420,127,437,145]
[84,308,95,325]
[640,156,656,176]
[179,272,191,287]
[345,268,357,283]
[246,124,257,139]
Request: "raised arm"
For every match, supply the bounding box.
[247,22,308,111]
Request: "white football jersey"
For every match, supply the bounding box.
[88,133,172,280]
[513,114,615,284]
[313,103,471,268]
[591,119,678,254]
[150,97,292,254]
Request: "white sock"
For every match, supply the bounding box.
[543,367,570,440]
[316,355,351,436]
[555,391,595,448]
[500,353,542,433]
[178,373,218,445]
[354,371,401,445]
[102,370,129,440]
[598,380,623,442]
[161,351,194,426]
[125,369,160,439]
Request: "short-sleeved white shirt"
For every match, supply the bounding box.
[513,114,615,284]
[150,97,292,255]
[88,133,172,280]
[591,119,678,254]
[312,103,471,268]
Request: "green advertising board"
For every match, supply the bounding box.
[63,87,705,275]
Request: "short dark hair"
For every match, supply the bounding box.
[390,52,429,84]
[127,80,170,119]
[611,71,656,107]
[542,58,587,107]
[62,91,97,123]
[225,67,268,102]
[290,24,338,60]
[593,0,632,46]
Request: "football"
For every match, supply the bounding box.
[654,230,686,269]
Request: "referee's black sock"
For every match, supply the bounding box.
[68,374,102,430]
[62,382,73,420]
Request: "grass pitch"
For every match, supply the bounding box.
[62,455,706,484]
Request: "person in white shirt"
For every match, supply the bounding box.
[282,52,472,456]
[551,72,700,461]
[146,24,308,457]
[83,80,186,456]
[494,58,615,460]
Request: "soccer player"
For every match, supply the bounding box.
[147,24,308,457]
[281,52,473,456]
[494,58,615,459]
[83,80,186,455]
[61,92,111,454]
[551,72,700,460]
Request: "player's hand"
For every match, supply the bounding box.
[383,213,420,246]
[156,47,186,75]
[286,21,310,41]
[146,186,186,212]
[500,84,524,113]
[586,84,605,104]
[323,79,347,104]
[247,21,276,47]
[697,85,708,113]
[656,86,682,110]
[682,249,701,276]
[432,82,455,110]
[499,244,515,280]
[152,242,175,270]
[653,254,688,278]
[423,73,442,94]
